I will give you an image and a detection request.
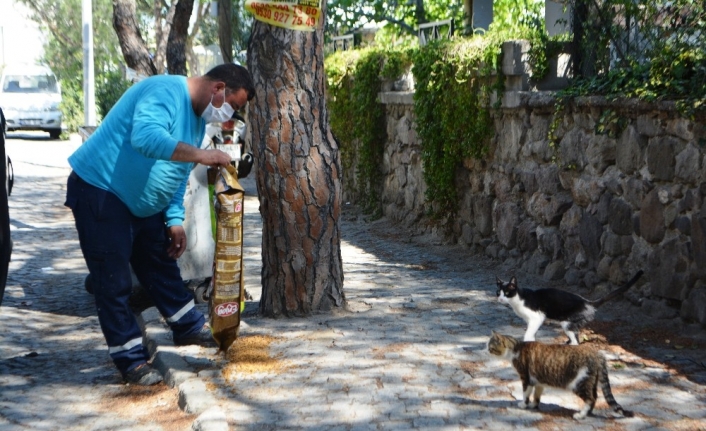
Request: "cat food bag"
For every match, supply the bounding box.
[209,164,246,352]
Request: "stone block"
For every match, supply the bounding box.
[647,239,681,300]
[518,165,539,196]
[473,196,494,236]
[675,144,701,184]
[564,267,583,286]
[559,204,582,237]
[666,117,694,141]
[617,125,645,175]
[559,128,589,170]
[571,174,605,206]
[642,298,680,320]
[178,378,216,415]
[527,191,548,222]
[593,192,612,224]
[516,219,538,252]
[583,270,600,289]
[537,164,560,194]
[536,225,562,260]
[544,191,574,225]
[623,177,647,209]
[596,256,612,280]
[501,40,531,76]
[586,133,616,174]
[523,250,551,275]
[647,135,680,182]
[691,215,706,277]
[609,198,634,235]
[534,52,573,91]
[493,202,520,248]
[636,114,661,137]
[579,212,603,261]
[544,260,566,281]
[562,235,584,269]
[680,286,706,325]
[378,91,414,105]
[640,189,666,243]
[505,75,530,91]
[192,407,229,431]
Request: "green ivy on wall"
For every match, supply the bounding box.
[326,47,411,217]
[412,36,505,219]
[325,29,552,221]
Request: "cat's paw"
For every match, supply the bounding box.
[527,401,539,409]
[573,412,588,420]
[518,401,528,409]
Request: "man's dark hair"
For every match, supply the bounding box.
[205,64,256,101]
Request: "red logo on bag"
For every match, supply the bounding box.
[215,302,239,317]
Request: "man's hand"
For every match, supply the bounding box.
[171,142,232,168]
[198,148,232,168]
[167,225,187,259]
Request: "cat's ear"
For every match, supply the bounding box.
[495,276,502,284]
[509,277,518,289]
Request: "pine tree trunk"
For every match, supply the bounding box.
[112,0,157,76]
[167,0,194,76]
[247,14,345,317]
[217,0,233,64]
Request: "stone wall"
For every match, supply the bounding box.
[355,90,706,327]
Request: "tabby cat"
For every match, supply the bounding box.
[487,332,633,420]
[495,271,643,345]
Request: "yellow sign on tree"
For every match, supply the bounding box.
[244,0,322,32]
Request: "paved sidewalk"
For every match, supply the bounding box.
[144,177,706,430]
[0,134,193,430]
[1,134,704,430]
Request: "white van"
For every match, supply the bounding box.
[0,64,63,139]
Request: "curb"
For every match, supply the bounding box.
[137,307,230,431]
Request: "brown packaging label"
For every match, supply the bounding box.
[209,165,246,352]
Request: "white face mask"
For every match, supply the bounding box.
[201,89,235,123]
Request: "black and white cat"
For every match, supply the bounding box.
[495,271,644,345]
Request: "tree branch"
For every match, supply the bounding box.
[21,0,77,48]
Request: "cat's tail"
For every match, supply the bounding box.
[599,359,634,418]
[590,270,644,307]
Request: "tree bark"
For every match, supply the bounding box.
[218,0,233,64]
[247,8,345,317]
[415,0,427,25]
[154,0,177,74]
[167,0,194,75]
[113,0,157,76]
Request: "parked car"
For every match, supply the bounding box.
[0,107,13,306]
[0,64,62,139]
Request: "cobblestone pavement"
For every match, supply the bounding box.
[156,161,706,430]
[0,134,193,431]
[2,133,706,431]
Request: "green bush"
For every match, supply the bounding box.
[96,69,132,119]
[325,0,706,223]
